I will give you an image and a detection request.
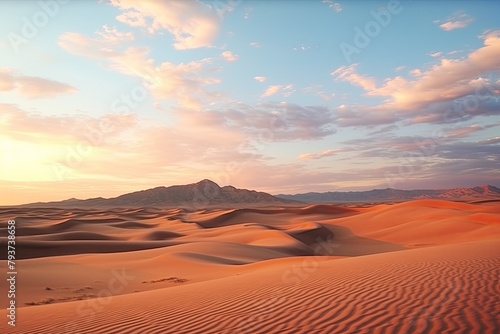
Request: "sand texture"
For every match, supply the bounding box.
[1,199,499,333]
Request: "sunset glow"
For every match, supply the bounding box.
[1,0,499,205]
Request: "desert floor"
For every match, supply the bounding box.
[1,199,499,333]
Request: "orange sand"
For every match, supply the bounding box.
[0,200,499,333]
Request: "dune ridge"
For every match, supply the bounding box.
[0,199,499,333]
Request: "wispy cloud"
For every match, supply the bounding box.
[299,149,340,160]
[261,84,294,97]
[443,124,483,138]
[323,0,342,13]
[435,11,474,31]
[261,85,281,97]
[0,68,76,99]
[196,102,337,141]
[331,64,376,91]
[254,76,266,82]
[243,7,252,20]
[0,103,136,144]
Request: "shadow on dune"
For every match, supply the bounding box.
[287,223,405,256]
[192,205,357,228]
[0,206,404,261]
[8,240,180,260]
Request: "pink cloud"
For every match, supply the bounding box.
[221,50,238,62]
[0,68,76,99]
[436,12,474,31]
[443,124,483,138]
[109,0,220,50]
[0,103,136,144]
[261,84,294,97]
[261,85,281,97]
[195,102,336,141]
[299,149,340,160]
[331,31,500,120]
[331,64,376,91]
[60,28,221,108]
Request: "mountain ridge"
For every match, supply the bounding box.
[276,185,500,203]
[16,179,296,209]
[12,182,500,209]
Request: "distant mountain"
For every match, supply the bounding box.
[276,185,500,203]
[20,179,297,209]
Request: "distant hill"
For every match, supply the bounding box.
[19,179,297,209]
[276,185,500,203]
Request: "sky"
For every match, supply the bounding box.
[1,0,499,205]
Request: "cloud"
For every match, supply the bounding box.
[367,124,400,136]
[301,84,336,101]
[108,0,220,49]
[0,68,76,99]
[409,68,422,76]
[323,0,342,12]
[299,149,339,160]
[293,44,318,51]
[196,102,337,141]
[0,103,258,188]
[331,31,500,125]
[243,7,252,20]
[249,42,261,48]
[331,64,376,91]
[261,84,294,97]
[330,131,500,190]
[254,76,266,82]
[221,50,238,62]
[429,51,442,58]
[478,136,500,145]
[97,25,134,43]
[333,104,399,127]
[261,85,281,97]
[436,11,474,31]
[235,134,499,192]
[0,103,136,144]
[443,124,483,138]
[382,158,500,190]
[224,161,344,195]
[60,27,221,108]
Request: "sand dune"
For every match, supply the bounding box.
[0,200,499,333]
